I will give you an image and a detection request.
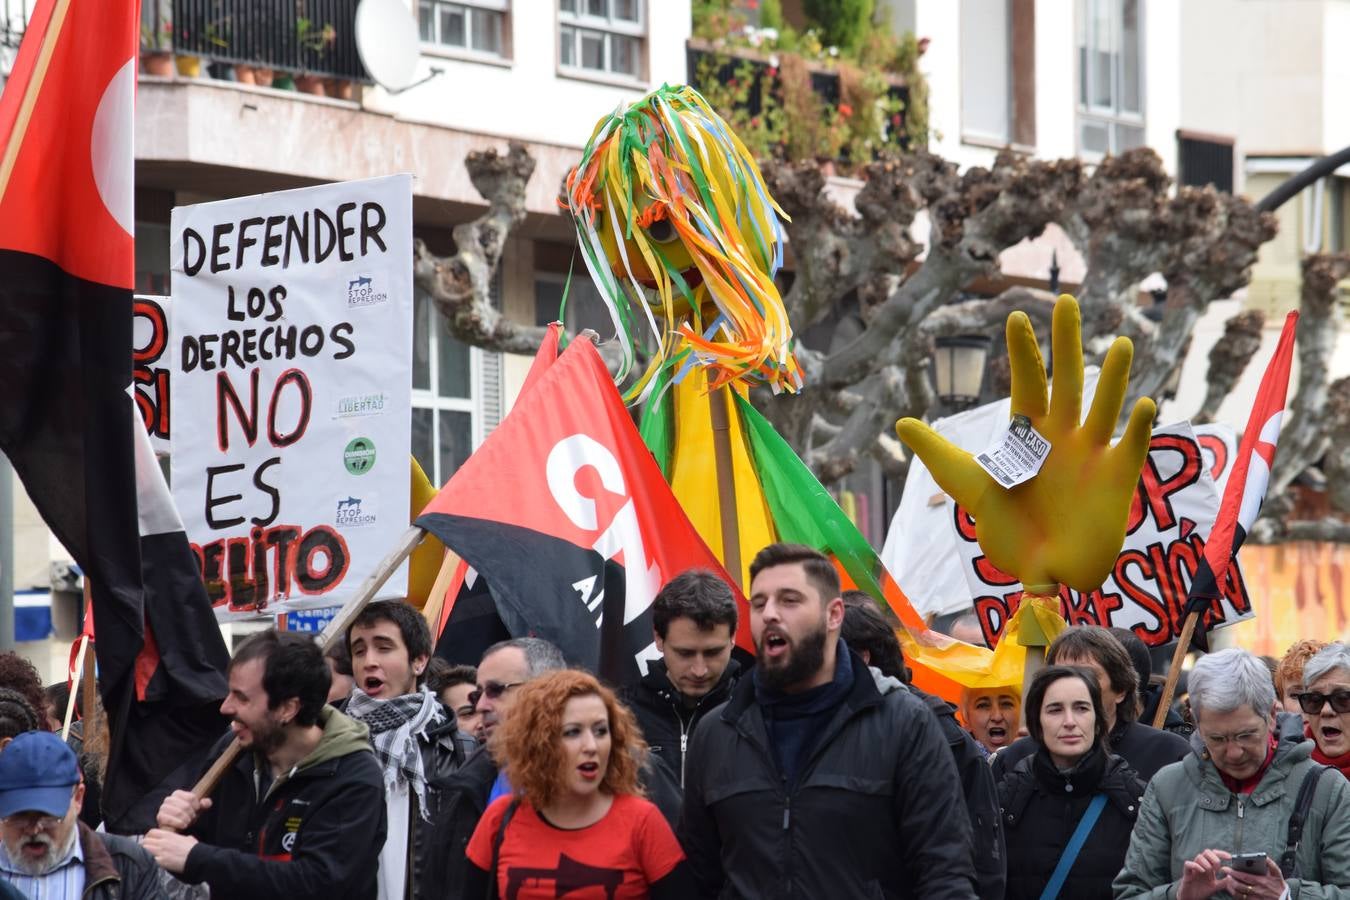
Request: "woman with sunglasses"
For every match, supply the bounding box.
[1298,642,1350,778]
[462,669,691,899]
[999,665,1146,899]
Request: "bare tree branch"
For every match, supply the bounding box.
[1195,310,1265,424]
[1268,253,1350,497]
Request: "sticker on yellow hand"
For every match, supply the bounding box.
[975,413,1052,488]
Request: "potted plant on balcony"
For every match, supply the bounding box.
[294,18,335,95]
[139,0,174,75]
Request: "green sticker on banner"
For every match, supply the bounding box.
[344,437,377,474]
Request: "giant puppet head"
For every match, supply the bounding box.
[564,84,801,400]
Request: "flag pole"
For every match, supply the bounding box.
[709,385,743,590]
[1152,611,1198,728]
[178,525,426,809]
[61,633,88,740]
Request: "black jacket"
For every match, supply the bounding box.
[624,659,740,788]
[993,719,1189,784]
[998,746,1146,900]
[406,716,478,899]
[78,822,164,900]
[433,743,499,900]
[907,685,1005,900]
[678,649,977,899]
[181,707,387,900]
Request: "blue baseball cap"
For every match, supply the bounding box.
[0,731,79,818]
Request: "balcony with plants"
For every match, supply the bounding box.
[139,0,370,99]
[689,0,929,176]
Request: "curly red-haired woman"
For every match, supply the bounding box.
[463,669,691,899]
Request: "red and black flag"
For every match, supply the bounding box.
[0,0,228,831]
[1184,311,1299,650]
[418,326,749,684]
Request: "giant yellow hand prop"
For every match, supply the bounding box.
[896,295,1155,596]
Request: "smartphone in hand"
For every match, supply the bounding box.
[1230,852,1268,876]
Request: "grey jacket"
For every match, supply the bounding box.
[1113,714,1350,899]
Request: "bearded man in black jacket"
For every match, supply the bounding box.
[679,543,977,900]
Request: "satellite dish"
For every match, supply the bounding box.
[355,0,426,94]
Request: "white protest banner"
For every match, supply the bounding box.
[132,295,172,455]
[956,422,1253,649]
[170,175,413,619]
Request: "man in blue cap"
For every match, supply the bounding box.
[0,730,160,898]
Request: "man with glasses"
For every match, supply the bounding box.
[437,637,565,900]
[0,731,158,899]
[1116,648,1350,900]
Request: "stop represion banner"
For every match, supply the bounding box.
[957,422,1252,649]
[170,175,413,618]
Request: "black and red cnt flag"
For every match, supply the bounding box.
[419,326,750,685]
[0,0,228,831]
[1184,311,1299,651]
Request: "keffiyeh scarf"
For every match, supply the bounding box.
[346,687,445,819]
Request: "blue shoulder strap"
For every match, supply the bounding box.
[1039,793,1108,900]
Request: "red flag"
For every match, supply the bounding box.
[0,1,228,832]
[1185,311,1299,646]
[418,331,748,683]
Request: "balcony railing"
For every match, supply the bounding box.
[144,0,371,82]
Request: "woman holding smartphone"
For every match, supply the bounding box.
[998,665,1146,900]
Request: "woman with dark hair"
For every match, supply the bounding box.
[463,670,690,899]
[999,665,1146,900]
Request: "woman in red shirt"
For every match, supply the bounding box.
[464,669,689,899]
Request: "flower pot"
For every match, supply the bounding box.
[273,74,295,91]
[175,54,202,78]
[234,64,256,85]
[323,77,353,100]
[253,67,275,88]
[294,74,325,95]
[142,50,174,77]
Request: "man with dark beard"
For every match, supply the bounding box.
[0,731,157,898]
[144,629,386,899]
[678,543,978,899]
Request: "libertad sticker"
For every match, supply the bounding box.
[975,414,1051,489]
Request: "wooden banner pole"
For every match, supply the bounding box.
[60,634,88,740]
[709,385,743,590]
[1152,611,1198,729]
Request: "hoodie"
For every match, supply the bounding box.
[182,706,388,900]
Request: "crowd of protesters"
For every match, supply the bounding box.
[0,544,1346,897]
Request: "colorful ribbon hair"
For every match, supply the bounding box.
[565,84,802,401]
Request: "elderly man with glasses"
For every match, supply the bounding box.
[1115,648,1350,900]
[0,731,159,899]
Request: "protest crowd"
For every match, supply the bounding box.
[0,550,1342,899]
[0,2,1346,897]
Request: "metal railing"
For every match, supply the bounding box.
[144,0,370,82]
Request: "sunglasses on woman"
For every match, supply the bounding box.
[1296,689,1350,715]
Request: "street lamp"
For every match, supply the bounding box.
[932,334,992,412]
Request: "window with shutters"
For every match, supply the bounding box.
[559,0,645,83]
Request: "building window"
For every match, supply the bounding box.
[412,287,478,485]
[1177,131,1234,193]
[418,0,508,58]
[960,0,1035,148]
[559,0,644,81]
[1077,0,1143,158]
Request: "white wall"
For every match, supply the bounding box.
[1143,0,1179,175]
[366,1,691,148]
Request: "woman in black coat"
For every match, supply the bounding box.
[999,665,1147,900]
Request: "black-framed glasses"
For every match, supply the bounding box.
[467,681,524,707]
[1298,689,1350,715]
